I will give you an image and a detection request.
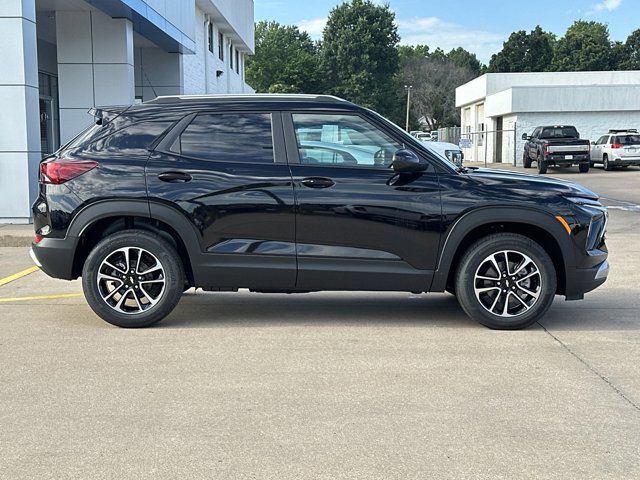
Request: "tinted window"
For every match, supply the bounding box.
[614,135,640,145]
[292,114,401,168]
[94,121,173,153]
[540,127,579,139]
[177,113,274,163]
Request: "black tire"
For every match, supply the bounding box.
[603,154,612,171]
[578,163,590,173]
[523,151,532,168]
[454,233,557,330]
[81,230,184,328]
[537,158,548,174]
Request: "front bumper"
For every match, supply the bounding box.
[30,236,79,280]
[565,259,609,300]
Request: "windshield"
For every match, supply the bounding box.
[540,127,579,139]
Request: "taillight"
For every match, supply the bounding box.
[40,158,98,184]
[34,235,43,244]
[611,143,623,149]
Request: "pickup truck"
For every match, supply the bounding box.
[522,125,591,174]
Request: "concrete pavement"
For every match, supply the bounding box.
[0,166,639,479]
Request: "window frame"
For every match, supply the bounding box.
[207,23,214,53]
[218,32,224,61]
[282,111,433,172]
[154,110,286,166]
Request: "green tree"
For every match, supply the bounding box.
[488,26,555,72]
[398,44,430,62]
[447,47,482,75]
[320,0,400,117]
[245,21,320,93]
[618,29,640,69]
[552,21,613,71]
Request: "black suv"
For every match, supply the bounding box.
[31,95,609,329]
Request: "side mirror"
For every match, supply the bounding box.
[521,133,530,141]
[391,149,426,173]
[591,140,596,145]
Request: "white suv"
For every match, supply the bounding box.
[591,129,640,171]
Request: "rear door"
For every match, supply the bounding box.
[146,110,296,289]
[284,111,442,292]
[591,135,608,161]
[616,134,640,159]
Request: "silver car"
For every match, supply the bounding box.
[591,129,640,171]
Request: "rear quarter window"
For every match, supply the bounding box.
[90,121,174,154]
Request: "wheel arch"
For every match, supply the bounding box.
[432,207,574,295]
[68,200,201,284]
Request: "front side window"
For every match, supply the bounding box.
[174,113,274,164]
[291,114,402,168]
[596,135,608,145]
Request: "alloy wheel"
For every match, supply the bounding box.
[473,250,542,317]
[97,247,166,315]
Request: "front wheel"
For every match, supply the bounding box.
[82,230,185,328]
[523,151,532,168]
[578,163,590,173]
[454,233,557,330]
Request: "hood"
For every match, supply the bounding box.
[466,167,599,199]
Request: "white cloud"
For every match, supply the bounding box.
[297,17,327,39]
[593,0,622,11]
[398,17,505,64]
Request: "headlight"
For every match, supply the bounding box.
[563,196,602,207]
[445,150,463,165]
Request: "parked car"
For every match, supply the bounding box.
[420,140,464,166]
[31,95,609,330]
[430,130,439,141]
[522,125,591,174]
[590,129,640,171]
[415,132,432,142]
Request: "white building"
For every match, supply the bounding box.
[1,0,255,223]
[455,71,640,166]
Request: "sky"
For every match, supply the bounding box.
[254,0,640,64]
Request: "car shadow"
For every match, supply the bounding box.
[156,291,640,332]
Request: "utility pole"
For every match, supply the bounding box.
[404,85,413,132]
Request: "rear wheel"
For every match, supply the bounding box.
[454,233,556,330]
[82,230,184,328]
[578,163,590,173]
[537,156,548,174]
[603,154,612,171]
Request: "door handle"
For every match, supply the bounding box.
[158,171,192,183]
[300,177,335,189]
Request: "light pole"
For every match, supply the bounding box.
[404,85,413,132]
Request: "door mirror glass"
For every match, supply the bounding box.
[391,149,425,173]
[521,133,530,141]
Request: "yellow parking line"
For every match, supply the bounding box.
[0,293,83,303]
[0,266,40,287]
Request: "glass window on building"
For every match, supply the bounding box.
[235,49,240,74]
[218,32,224,60]
[207,23,214,53]
[38,72,60,156]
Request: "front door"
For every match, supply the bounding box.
[146,111,296,289]
[284,112,442,292]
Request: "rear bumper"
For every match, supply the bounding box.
[564,259,609,300]
[30,237,78,280]
[611,157,640,165]
[544,153,590,164]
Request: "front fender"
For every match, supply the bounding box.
[431,206,575,291]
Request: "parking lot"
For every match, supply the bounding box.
[1,166,639,479]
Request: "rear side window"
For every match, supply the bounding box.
[93,121,173,153]
[614,135,640,145]
[174,113,274,163]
